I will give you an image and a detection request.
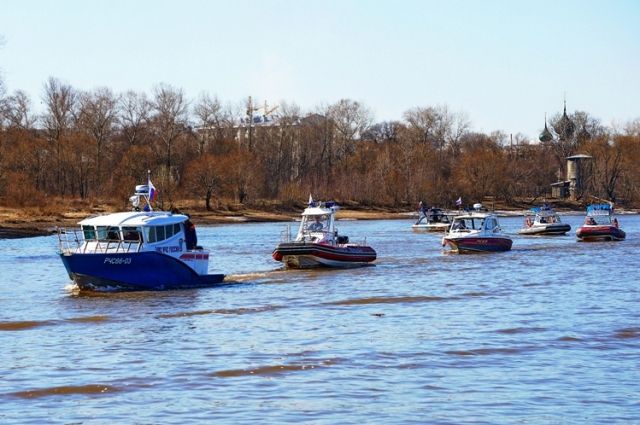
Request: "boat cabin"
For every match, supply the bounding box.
[295,201,340,244]
[416,208,453,225]
[449,214,500,234]
[584,204,615,225]
[76,212,194,252]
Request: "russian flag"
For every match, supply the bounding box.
[149,178,158,202]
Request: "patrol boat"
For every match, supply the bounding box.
[442,204,513,253]
[272,198,376,268]
[57,179,224,291]
[576,203,626,242]
[518,204,571,236]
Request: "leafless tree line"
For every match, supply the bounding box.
[1,76,640,211]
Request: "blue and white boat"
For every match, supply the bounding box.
[57,178,225,291]
[518,205,571,236]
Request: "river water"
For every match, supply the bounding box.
[1,214,639,424]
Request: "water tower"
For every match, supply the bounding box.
[566,154,592,200]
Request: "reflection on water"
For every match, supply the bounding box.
[0,215,639,423]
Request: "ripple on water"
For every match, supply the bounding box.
[7,384,118,399]
[613,327,640,339]
[445,345,537,356]
[323,295,450,306]
[211,358,344,378]
[0,315,111,331]
[0,320,55,331]
[157,304,285,319]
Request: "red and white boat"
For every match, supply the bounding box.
[576,203,625,242]
[272,198,376,268]
[442,205,513,253]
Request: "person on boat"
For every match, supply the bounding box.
[525,217,532,227]
[613,217,619,228]
[585,217,596,225]
[453,220,466,230]
[184,215,198,250]
[308,216,324,231]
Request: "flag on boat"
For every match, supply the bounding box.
[455,197,462,206]
[308,194,313,205]
[149,178,158,202]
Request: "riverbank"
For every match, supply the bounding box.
[0,204,415,238]
[1,200,637,239]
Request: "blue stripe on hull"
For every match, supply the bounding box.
[60,252,224,291]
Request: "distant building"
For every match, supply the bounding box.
[541,100,593,200]
[551,154,592,200]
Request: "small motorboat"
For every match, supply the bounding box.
[57,176,225,291]
[272,198,376,268]
[442,204,513,253]
[576,203,625,242]
[518,205,571,236]
[412,207,455,232]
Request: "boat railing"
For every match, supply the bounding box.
[57,227,143,255]
[280,224,292,242]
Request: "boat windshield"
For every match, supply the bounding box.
[452,217,480,230]
[588,215,611,225]
[484,217,498,230]
[303,214,329,232]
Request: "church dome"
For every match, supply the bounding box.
[554,101,575,140]
[539,119,553,143]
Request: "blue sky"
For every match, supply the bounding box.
[1,0,639,139]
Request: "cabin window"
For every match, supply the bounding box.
[82,225,96,241]
[165,223,176,239]
[156,225,166,241]
[94,226,120,241]
[143,224,182,244]
[144,227,156,243]
[122,227,141,242]
[96,226,108,241]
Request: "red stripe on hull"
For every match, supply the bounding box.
[273,242,376,267]
[444,236,512,253]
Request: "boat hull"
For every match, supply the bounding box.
[518,223,571,236]
[272,242,376,269]
[59,251,225,291]
[443,236,513,253]
[412,223,449,232]
[576,225,626,242]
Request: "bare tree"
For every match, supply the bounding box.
[403,105,469,151]
[119,90,151,146]
[327,99,373,160]
[150,83,189,202]
[4,90,36,130]
[76,87,119,193]
[193,93,233,155]
[362,121,403,143]
[41,77,77,194]
[587,135,623,202]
